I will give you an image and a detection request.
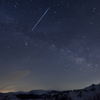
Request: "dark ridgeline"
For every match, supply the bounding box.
[1,83,100,100]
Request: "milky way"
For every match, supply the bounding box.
[0,0,100,93]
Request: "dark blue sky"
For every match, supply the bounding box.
[0,0,100,93]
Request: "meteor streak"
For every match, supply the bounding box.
[32,7,50,31]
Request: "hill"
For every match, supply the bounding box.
[0,83,100,100]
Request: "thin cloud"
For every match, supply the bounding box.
[0,70,30,90]
[6,70,30,81]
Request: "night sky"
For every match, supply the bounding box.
[0,0,100,93]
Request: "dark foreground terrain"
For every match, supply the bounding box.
[1,83,100,100]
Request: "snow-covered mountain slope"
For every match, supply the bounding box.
[1,83,100,100]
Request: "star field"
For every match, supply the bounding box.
[0,0,100,93]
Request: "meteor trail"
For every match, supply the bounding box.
[32,7,50,31]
